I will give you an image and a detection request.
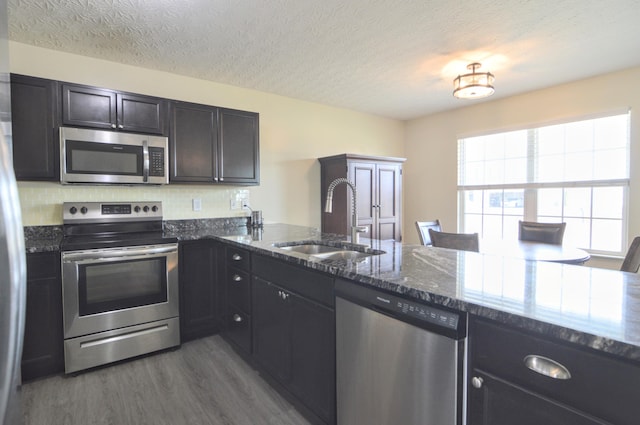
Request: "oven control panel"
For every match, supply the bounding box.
[63,201,163,223]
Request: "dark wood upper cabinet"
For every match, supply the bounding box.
[169,102,259,185]
[169,101,218,183]
[10,74,59,181]
[319,153,405,241]
[61,83,167,135]
[10,74,259,184]
[218,108,259,184]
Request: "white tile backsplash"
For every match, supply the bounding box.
[17,182,251,225]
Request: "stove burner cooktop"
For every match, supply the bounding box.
[61,201,177,251]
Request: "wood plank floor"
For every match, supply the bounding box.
[22,335,312,425]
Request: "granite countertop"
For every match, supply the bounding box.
[207,223,640,363]
[24,221,640,362]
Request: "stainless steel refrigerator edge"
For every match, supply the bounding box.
[0,0,27,423]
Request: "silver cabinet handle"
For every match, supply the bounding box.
[232,253,242,261]
[118,124,124,129]
[232,314,243,323]
[277,290,289,300]
[524,355,571,380]
[111,123,117,129]
[233,274,242,282]
[471,376,483,389]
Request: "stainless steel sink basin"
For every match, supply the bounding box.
[311,250,374,261]
[278,244,344,255]
[274,241,385,262]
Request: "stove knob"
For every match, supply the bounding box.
[69,206,77,215]
[143,205,150,213]
[80,207,88,214]
[134,206,141,213]
[152,205,158,212]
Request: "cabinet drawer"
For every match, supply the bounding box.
[252,254,334,307]
[226,246,250,271]
[225,310,251,354]
[471,318,640,425]
[226,267,250,313]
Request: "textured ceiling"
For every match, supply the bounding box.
[7,0,640,120]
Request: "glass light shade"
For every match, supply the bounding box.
[453,63,495,99]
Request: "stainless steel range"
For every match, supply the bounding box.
[60,201,179,374]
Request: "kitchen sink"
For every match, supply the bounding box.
[278,244,345,255]
[274,241,385,262]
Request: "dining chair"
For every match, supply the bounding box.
[428,229,479,252]
[518,221,566,245]
[415,220,442,246]
[620,236,640,273]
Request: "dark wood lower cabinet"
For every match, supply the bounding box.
[468,370,607,425]
[251,256,336,425]
[289,291,335,424]
[22,252,64,381]
[468,317,640,425]
[179,240,221,342]
[252,276,291,381]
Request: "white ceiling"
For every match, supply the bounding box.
[7,0,640,120]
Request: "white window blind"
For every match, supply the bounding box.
[457,112,630,255]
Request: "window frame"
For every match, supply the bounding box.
[457,111,631,257]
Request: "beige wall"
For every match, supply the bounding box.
[403,66,640,268]
[10,42,405,226]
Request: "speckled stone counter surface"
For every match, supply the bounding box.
[24,221,640,362]
[205,223,640,363]
[23,225,63,253]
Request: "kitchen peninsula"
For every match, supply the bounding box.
[24,222,640,425]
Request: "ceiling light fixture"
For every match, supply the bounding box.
[453,62,495,99]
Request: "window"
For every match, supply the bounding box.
[457,112,630,256]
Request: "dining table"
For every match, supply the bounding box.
[479,238,591,265]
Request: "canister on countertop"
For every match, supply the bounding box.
[250,210,263,227]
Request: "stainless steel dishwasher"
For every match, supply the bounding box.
[336,279,466,425]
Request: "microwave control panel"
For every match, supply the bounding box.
[149,147,166,177]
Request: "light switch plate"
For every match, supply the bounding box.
[192,198,202,211]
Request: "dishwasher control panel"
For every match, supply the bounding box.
[373,294,459,330]
[335,279,465,337]
[390,298,459,330]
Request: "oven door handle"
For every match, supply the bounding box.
[63,245,177,262]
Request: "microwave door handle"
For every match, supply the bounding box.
[142,140,149,182]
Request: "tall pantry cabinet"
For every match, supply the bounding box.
[318,154,405,241]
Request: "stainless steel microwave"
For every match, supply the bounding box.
[60,127,169,184]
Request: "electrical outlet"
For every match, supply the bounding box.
[192,198,202,211]
[241,198,250,209]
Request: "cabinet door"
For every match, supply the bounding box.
[376,162,402,241]
[11,74,58,181]
[179,241,221,342]
[117,93,167,135]
[350,161,375,237]
[468,371,608,425]
[169,102,218,182]
[61,84,117,130]
[22,252,63,381]
[218,108,259,184]
[252,276,291,382]
[290,294,336,425]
